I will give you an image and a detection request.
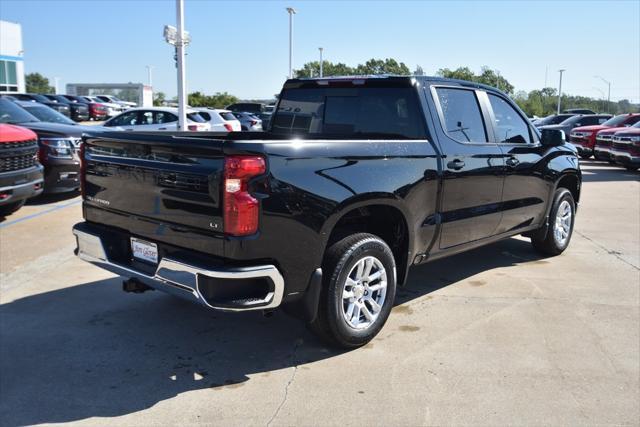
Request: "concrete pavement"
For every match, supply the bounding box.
[0,163,638,426]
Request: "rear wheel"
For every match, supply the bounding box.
[530,188,575,256]
[0,200,26,217]
[578,152,592,160]
[625,166,639,171]
[309,233,396,349]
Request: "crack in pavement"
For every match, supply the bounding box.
[266,338,303,427]
[575,230,639,271]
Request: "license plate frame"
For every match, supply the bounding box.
[130,237,158,265]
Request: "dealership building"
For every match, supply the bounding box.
[0,20,25,93]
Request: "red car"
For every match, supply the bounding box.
[0,124,44,216]
[609,123,640,171]
[570,113,640,159]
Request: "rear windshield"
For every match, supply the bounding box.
[219,112,236,121]
[187,113,205,123]
[538,114,574,125]
[271,87,426,139]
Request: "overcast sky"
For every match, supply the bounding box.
[2,0,639,102]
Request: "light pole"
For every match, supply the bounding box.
[146,65,154,87]
[556,69,565,115]
[164,1,190,130]
[286,7,296,79]
[595,75,611,113]
[319,47,323,78]
[175,0,187,130]
[54,77,59,94]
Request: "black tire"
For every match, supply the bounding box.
[308,233,396,349]
[625,166,639,172]
[608,160,616,165]
[0,200,26,217]
[531,188,575,256]
[578,152,592,160]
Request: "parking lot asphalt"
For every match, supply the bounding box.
[0,162,638,426]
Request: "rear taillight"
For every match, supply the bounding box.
[250,120,258,126]
[188,124,198,131]
[223,156,266,236]
[224,123,234,132]
[79,141,86,198]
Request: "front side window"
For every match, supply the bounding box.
[106,111,139,127]
[435,87,487,143]
[488,94,531,144]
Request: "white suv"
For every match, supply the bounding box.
[103,107,211,131]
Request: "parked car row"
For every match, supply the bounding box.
[570,114,640,170]
[0,92,137,122]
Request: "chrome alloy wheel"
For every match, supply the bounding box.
[553,200,572,247]
[341,256,388,330]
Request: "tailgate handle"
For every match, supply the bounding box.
[169,225,189,233]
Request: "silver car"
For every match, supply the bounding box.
[232,112,263,131]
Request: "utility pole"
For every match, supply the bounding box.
[319,47,324,78]
[557,69,565,115]
[146,65,154,87]
[176,0,187,130]
[286,7,296,79]
[54,77,59,94]
[595,75,611,113]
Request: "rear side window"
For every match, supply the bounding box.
[154,111,177,124]
[187,113,205,123]
[198,111,211,121]
[488,94,531,144]
[272,87,426,139]
[435,88,487,143]
[219,112,236,121]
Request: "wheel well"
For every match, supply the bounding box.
[326,205,409,285]
[557,174,580,204]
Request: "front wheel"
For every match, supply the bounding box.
[531,188,575,256]
[309,233,396,348]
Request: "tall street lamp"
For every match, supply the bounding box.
[556,69,565,115]
[319,47,323,78]
[163,0,191,130]
[146,65,154,87]
[286,7,296,79]
[595,75,611,113]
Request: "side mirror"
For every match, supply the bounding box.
[541,128,565,147]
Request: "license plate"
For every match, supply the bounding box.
[131,237,158,264]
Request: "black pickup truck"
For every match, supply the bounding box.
[73,76,581,348]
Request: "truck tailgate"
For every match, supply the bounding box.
[83,132,226,242]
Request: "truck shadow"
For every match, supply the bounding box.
[1,237,540,425]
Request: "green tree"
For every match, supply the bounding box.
[25,73,54,94]
[294,58,411,78]
[414,65,425,76]
[187,91,238,108]
[153,91,166,106]
[294,61,354,78]
[436,66,514,95]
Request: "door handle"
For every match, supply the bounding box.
[506,157,520,167]
[447,159,465,170]
[158,127,167,130]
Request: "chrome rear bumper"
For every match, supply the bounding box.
[72,225,284,311]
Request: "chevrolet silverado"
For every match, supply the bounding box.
[72,76,581,348]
